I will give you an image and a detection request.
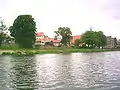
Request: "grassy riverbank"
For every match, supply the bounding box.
[0,46,120,56]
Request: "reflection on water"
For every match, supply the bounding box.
[10,56,38,90]
[1,52,120,90]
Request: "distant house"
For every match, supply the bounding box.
[49,38,61,47]
[70,35,81,45]
[117,39,120,48]
[104,36,117,48]
[35,32,50,45]
[35,32,61,47]
[52,40,61,46]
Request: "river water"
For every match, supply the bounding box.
[0,52,120,90]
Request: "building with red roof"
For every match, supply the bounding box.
[70,35,81,45]
[35,32,50,45]
[35,32,44,36]
[49,38,61,46]
[35,32,81,47]
[35,32,61,46]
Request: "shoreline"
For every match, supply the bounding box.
[0,48,120,56]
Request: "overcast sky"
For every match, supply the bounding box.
[0,0,120,38]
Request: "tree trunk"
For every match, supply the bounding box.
[88,44,89,48]
[102,45,103,49]
[0,39,2,46]
[0,42,2,46]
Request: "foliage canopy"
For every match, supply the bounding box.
[81,30,107,48]
[55,27,72,46]
[9,15,36,48]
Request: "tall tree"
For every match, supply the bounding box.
[97,31,107,48]
[81,30,95,48]
[9,15,36,48]
[9,26,15,37]
[81,30,107,48]
[74,39,81,48]
[55,27,72,46]
[0,17,7,46]
[113,37,117,48]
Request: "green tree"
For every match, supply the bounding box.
[81,30,95,48]
[96,31,107,48]
[74,39,81,48]
[0,17,7,46]
[55,27,72,46]
[101,35,107,48]
[9,15,36,48]
[93,31,107,48]
[9,26,15,37]
[113,37,117,48]
[81,30,107,48]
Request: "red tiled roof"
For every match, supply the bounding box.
[52,40,61,43]
[49,38,54,41]
[36,38,50,42]
[49,38,61,43]
[36,32,44,36]
[71,35,81,44]
[36,37,61,43]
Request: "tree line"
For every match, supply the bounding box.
[75,30,107,48]
[0,14,107,48]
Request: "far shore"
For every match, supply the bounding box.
[0,48,120,56]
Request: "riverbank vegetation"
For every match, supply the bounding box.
[0,46,120,56]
